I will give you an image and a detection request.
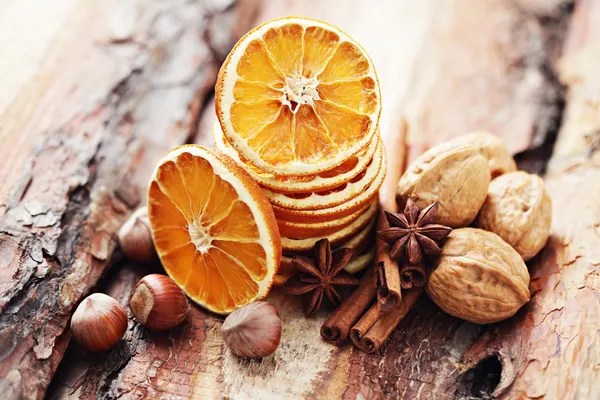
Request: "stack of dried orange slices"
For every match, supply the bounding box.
[213,17,384,285]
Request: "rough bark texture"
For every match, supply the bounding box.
[0,0,247,398]
[463,1,600,399]
[1,0,594,398]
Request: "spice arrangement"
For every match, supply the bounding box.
[68,16,553,365]
[318,131,552,353]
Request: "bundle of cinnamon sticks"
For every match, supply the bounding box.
[320,120,427,353]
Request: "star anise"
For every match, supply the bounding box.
[377,198,452,265]
[283,239,359,317]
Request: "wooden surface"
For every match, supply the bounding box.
[0,0,597,399]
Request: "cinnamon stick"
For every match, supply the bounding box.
[399,263,427,289]
[356,288,423,353]
[320,267,377,345]
[349,302,380,347]
[374,236,401,314]
[373,118,408,315]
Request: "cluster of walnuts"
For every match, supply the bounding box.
[397,132,552,324]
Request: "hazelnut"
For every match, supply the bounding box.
[118,207,156,262]
[398,144,490,228]
[222,301,281,358]
[129,274,189,331]
[478,171,552,261]
[71,293,128,352]
[443,131,517,178]
[426,228,530,324]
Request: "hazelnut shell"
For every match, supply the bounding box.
[71,293,128,352]
[118,207,156,262]
[222,301,281,358]
[129,274,189,331]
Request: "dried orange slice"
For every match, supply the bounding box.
[215,16,381,176]
[213,121,380,193]
[281,201,377,253]
[277,202,368,239]
[147,145,281,314]
[273,147,386,223]
[262,141,383,210]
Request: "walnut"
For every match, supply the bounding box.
[443,131,517,178]
[478,171,552,261]
[426,228,530,324]
[397,144,490,228]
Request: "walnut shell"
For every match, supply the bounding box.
[397,144,490,228]
[443,131,517,178]
[478,171,552,261]
[426,228,530,324]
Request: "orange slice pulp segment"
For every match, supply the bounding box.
[216,17,381,175]
[148,145,281,314]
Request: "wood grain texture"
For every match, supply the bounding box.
[47,0,576,399]
[0,0,242,398]
[463,1,600,398]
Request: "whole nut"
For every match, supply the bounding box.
[397,144,490,227]
[426,228,530,324]
[478,171,552,261]
[118,207,156,262]
[222,301,281,358]
[129,274,190,331]
[443,131,517,178]
[71,293,128,352]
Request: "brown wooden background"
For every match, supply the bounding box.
[0,0,598,399]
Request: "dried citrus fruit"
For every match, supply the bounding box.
[277,203,367,239]
[213,121,380,193]
[273,148,386,224]
[262,141,383,210]
[148,145,281,314]
[282,201,377,253]
[215,16,381,176]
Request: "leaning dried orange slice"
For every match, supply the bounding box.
[213,121,380,193]
[216,16,381,175]
[147,145,281,314]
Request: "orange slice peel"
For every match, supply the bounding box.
[262,140,383,210]
[281,201,377,252]
[272,146,386,224]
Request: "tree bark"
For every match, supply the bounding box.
[462,1,600,399]
[0,0,250,398]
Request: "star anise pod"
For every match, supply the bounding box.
[377,198,452,265]
[283,239,359,317]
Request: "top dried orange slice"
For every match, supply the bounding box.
[215,17,381,176]
[147,145,281,314]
